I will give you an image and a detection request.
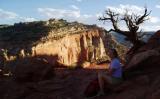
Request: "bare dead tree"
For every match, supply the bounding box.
[99,7,151,48]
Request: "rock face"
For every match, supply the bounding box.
[0,19,127,67]
[126,49,160,69]
[32,28,107,66]
[126,30,160,70]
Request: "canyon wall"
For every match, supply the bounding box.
[32,28,108,66]
[0,19,127,67]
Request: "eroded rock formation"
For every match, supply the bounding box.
[32,28,108,66]
[0,19,127,67]
[126,30,160,70]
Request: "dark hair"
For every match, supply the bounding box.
[110,48,118,58]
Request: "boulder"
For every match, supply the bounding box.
[84,78,100,97]
[148,30,160,46]
[13,57,54,82]
[150,90,160,99]
[139,30,160,51]
[126,49,160,69]
[25,93,53,99]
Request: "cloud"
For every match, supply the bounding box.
[70,5,79,10]
[148,16,160,23]
[38,8,80,18]
[19,17,37,22]
[75,0,82,2]
[38,7,94,20]
[0,9,18,19]
[96,13,103,18]
[82,14,92,18]
[155,5,160,8]
[106,4,144,15]
[141,25,160,31]
[37,7,96,25]
[23,17,36,22]
[0,8,36,23]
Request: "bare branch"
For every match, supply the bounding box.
[99,7,151,46]
[136,8,151,25]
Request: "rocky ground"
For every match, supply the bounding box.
[0,60,160,99]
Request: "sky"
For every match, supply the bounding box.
[0,0,160,31]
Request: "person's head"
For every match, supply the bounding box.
[108,48,118,59]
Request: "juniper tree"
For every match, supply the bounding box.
[99,8,151,48]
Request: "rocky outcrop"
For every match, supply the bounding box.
[13,56,54,82]
[126,49,160,69]
[32,28,108,66]
[147,30,160,47]
[0,19,127,67]
[138,30,160,51]
[125,30,160,70]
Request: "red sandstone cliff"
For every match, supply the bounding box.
[0,19,127,67]
[32,28,108,66]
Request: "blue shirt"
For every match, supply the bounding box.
[110,58,122,78]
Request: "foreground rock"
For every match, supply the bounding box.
[126,49,160,70]
[139,30,160,51]
[1,62,160,99]
[13,57,54,82]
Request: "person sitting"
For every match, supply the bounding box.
[98,48,123,95]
